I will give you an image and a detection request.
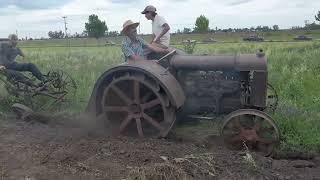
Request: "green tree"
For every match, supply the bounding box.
[194,15,209,33]
[48,30,64,39]
[273,25,279,31]
[183,27,192,34]
[315,11,320,23]
[85,14,108,39]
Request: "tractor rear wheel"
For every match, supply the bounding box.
[100,71,176,138]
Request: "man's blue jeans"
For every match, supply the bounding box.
[6,62,44,81]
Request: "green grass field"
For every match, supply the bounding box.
[18,29,320,47]
[1,31,320,154]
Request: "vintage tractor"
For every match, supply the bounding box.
[86,50,280,156]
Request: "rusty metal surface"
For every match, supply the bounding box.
[237,54,267,71]
[170,52,268,116]
[250,71,267,107]
[176,70,242,116]
[86,60,184,137]
[220,109,280,156]
[86,60,185,114]
[100,70,177,137]
[120,62,185,109]
[170,53,267,71]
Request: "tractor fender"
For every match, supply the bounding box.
[86,60,185,115]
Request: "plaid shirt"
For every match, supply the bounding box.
[121,36,147,61]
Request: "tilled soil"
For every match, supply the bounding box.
[0,115,320,180]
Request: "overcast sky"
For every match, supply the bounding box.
[0,0,319,38]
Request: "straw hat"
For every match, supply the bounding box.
[121,20,139,34]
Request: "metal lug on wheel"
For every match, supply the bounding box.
[100,71,176,138]
[221,109,280,156]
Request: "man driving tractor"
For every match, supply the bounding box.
[121,20,172,62]
[0,34,45,83]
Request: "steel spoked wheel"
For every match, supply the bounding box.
[101,71,176,138]
[27,70,77,111]
[47,70,77,97]
[45,70,77,108]
[265,83,278,112]
[221,109,280,156]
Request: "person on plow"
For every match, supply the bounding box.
[121,20,172,62]
[0,34,46,85]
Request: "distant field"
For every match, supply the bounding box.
[18,29,320,47]
[1,32,320,154]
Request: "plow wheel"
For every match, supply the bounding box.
[221,109,280,156]
[46,69,77,97]
[35,69,77,110]
[101,71,176,138]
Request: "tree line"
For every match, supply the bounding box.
[48,11,320,39]
[48,14,115,39]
